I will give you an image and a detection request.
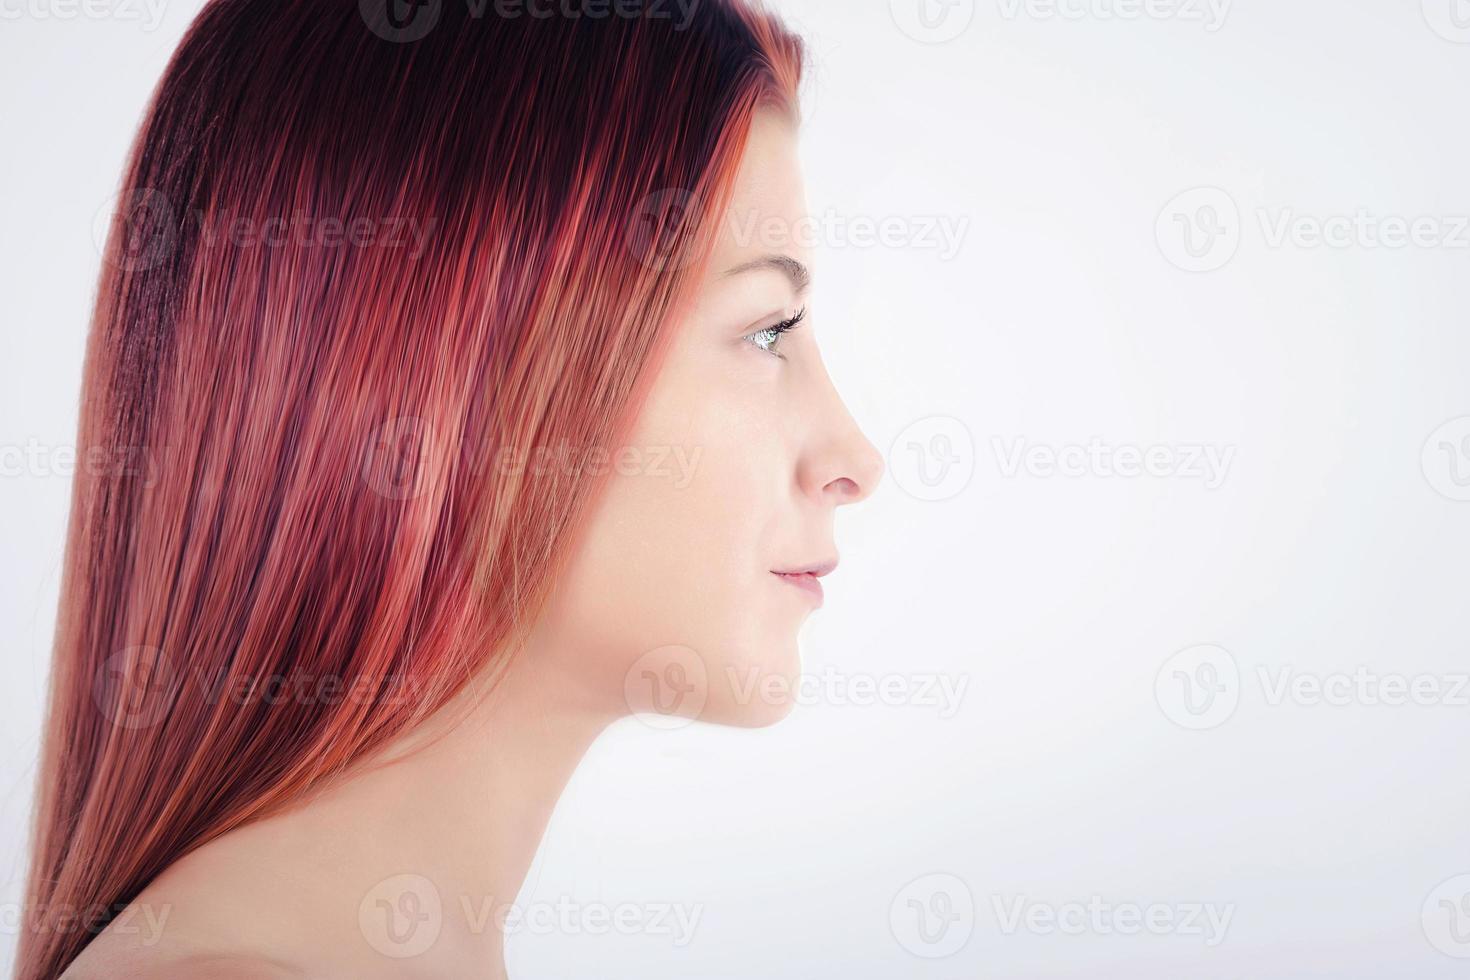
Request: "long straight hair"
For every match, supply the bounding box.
[17,2,801,976]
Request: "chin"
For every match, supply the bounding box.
[699,634,802,729]
[724,693,798,729]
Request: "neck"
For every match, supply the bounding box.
[135,650,614,979]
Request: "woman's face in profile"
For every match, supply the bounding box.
[533,110,884,728]
[24,5,849,976]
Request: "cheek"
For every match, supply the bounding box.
[586,373,774,639]
[535,351,800,722]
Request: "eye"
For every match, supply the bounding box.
[743,307,807,359]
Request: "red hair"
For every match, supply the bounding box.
[18,2,801,976]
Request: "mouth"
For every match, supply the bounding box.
[771,558,837,607]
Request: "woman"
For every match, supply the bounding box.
[19,0,882,976]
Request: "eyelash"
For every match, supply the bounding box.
[744,307,807,359]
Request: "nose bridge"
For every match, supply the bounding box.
[797,349,884,505]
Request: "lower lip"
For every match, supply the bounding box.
[772,571,824,607]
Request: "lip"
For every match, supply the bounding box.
[771,558,837,607]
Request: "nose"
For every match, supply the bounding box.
[798,358,885,507]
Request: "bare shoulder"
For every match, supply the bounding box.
[63,931,304,980]
[146,955,304,979]
[59,870,309,980]
[67,951,303,979]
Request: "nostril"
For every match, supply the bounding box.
[840,439,884,504]
[826,474,863,503]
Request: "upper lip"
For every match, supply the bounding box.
[772,558,838,577]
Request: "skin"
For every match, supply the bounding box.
[62,108,882,980]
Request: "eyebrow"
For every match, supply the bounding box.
[721,253,811,295]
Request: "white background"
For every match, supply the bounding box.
[4,0,1470,976]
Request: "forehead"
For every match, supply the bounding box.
[707,109,808,272]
